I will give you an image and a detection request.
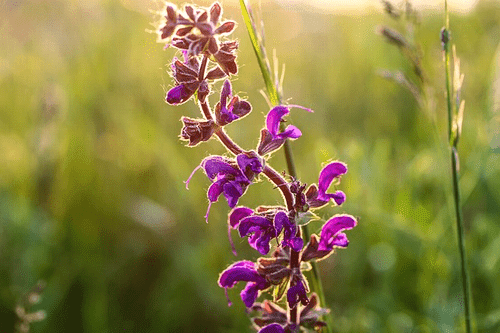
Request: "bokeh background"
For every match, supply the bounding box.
[1,0,500,332]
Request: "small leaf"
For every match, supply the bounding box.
[300,261,312,272]
[296,211,321,226]
[273,276,289,302]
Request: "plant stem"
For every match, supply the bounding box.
[443,2,472,332]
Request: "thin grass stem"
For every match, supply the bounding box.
[443,2,472,332]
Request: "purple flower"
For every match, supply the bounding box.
[287,280,309,309]
[306,162,347,208]
[257,105,312,155]
[274,211,303,252]
[258,323,285,333]
[215,80,252,126]
[229,207,302,255]
[186,155,263,222]
[166,3,237,56]
[166,57,204,105]
[238,214,276,255]
[166,54,226,105]
[318,214,357,252]
[218,260,270,307]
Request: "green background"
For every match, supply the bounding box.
[1,0,499,331]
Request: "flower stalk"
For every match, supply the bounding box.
[156,2,357,331]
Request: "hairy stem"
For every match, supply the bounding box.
[443,2,472,332]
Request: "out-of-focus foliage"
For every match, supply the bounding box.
[0,0,499,332]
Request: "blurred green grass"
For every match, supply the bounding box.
[1,0,499,332]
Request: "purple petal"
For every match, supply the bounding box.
[318,214,357,252]
[240,282,260,307]
[287,280,308,309]
[166,84,193,105]
[289,237,304,252]
[220,79,232,107]
[330,232,349,248]
[223,181,244,208]
[266,106,289,136]
[254,232,272,255]
[203,156,237,179]
[218,261,261,289]
[238,216,272,236]
[317,162,347,196]
[229,207,254,229]
[258,324,285,333]
[277,125,302,140]
[237,154,263,175]
[207,179,225,202]
[274,211,291,236]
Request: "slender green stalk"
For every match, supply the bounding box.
[442,2,472,332]
[239,1,332,331]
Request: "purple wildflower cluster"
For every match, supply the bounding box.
[157,2,357,332]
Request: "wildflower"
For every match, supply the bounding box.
[186,154,263,222]
[257,105,311,155]
[318,214,357,252]
[162,2,236,56]
[229,207,302,255]
[306,162,347,208]
[218,260,270,307]
[301,214,357,262]
[237,151,264,178]
[274,211,303,252]
[166,55,226,105]
[287,279,309,309]
[215,79,252,126]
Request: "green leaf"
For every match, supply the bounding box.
[296,211,321,226]
[273,276,289,302]
[300,261,312,272]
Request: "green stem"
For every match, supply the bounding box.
[443,3,472,332]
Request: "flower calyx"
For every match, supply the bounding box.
[166,55,226,105]
[180,117,218,146]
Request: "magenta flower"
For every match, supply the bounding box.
[166,55,226,105]
[318,214,357,252]
[218,260,270,307]
[215,80,252,126]
[186,154,263,222]
[257,105,312,155]
[274,211,303,252]
[229,208,302,255]
[287,280,309,310]
[306,162,347,208]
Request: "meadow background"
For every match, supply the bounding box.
[1,0,500,332]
